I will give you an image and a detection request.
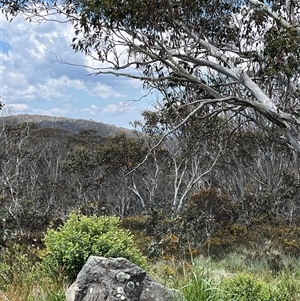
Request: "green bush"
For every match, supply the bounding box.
[219,272,270,301]
[42,213,148,281]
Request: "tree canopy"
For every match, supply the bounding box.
[1,0,300,150]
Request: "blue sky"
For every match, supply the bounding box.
[0,14,156,129]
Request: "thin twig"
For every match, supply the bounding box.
[0,291,10,301]
[125,96,234,175]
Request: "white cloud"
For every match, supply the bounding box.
[102,102,130,113]
[88,83,124,99]
[0,14,150,128]
[1,16,128,103]
[1,16,85,98]
[102,104,121,113]
[4,103,30,113]
[81,105,98,115]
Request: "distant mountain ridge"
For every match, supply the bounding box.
[0,114,134,137]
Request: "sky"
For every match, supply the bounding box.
[0,14,156,129]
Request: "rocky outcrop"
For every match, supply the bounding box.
[66,256,179,301]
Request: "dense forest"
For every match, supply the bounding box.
[1,114,300,260]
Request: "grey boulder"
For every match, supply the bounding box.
[66,256,180,301]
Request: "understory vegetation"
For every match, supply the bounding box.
[1,235,300,301]
[1,119,300,300]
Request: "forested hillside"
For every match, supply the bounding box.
[1,114,300,258]
[0,114,134,136]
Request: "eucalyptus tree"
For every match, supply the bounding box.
[135,110,231,215]
[0,122,40,232]
[63,145,98,205]
[215,129,300,223]
[2,0,300,151]
[97,133,162,215]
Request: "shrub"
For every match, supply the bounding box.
[219,272,270,301]
[42,213,148,281]
[120,215,153,257]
